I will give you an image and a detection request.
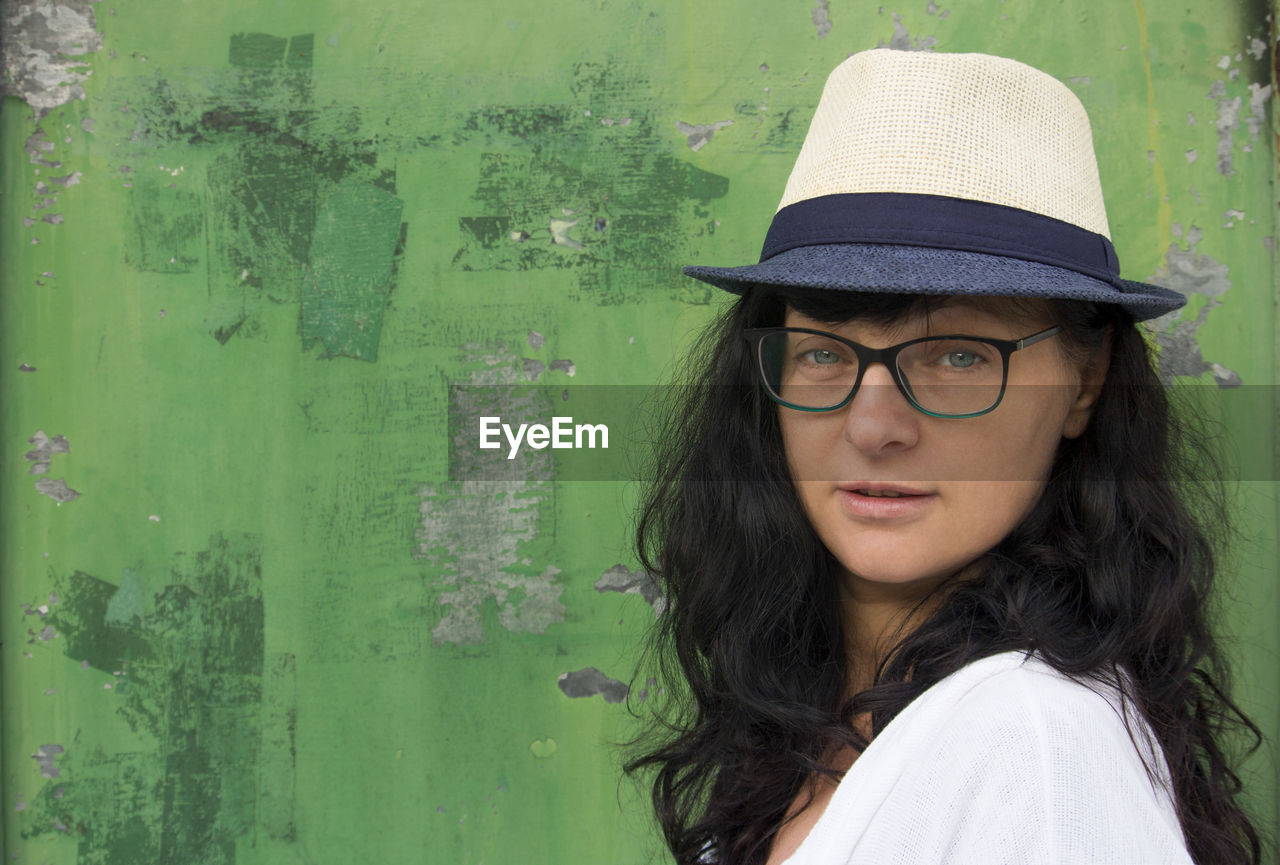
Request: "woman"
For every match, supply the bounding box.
[625,49,1263,864]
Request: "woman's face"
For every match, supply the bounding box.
[778,297,1108,602]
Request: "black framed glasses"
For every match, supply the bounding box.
[742,325,1063,418]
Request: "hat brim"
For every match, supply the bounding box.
[683,243,1185,322]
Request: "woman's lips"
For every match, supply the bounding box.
[836,486,936,519]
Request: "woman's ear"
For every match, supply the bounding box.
[1062,327,1113,440]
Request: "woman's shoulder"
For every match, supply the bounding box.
[785,651,1195,864]
[873,651,1191,861]
[912,650,1170,783]
[935,650,1142,724]
[788,652,1191,864]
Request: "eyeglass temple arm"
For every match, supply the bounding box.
[1013,325,1063,351]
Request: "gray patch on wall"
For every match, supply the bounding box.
[25,429,69,475]
[558,667,629,703]
[1243,82,1271,152]
[2,0,104,118]
[416,340,565,644]
[34,475,78,501]
[25,127,60,168]
[522,358,546,381]
[877,13,938,51]
[32,744,64,778]
[417,480,563,644]
[595,563,666,616]
[676,119,733,152]
[811,0,832,39]
[1206,76,1272,175]
[1143,228,1240,387]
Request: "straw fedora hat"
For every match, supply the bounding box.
[682,48,1186,321]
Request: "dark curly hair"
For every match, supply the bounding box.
[624,285,1265,865]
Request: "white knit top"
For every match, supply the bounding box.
[781,651,1193,865]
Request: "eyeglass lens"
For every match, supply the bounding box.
[758,331,1006,415]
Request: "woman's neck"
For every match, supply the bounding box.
[838,564,973,697]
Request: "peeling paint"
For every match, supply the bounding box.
[2,0,103,118]
[120,30,410,351]
[25,534,271,858]
[527,330,546,350]
[811,0,832,39]
[549,217,583,249]
[418,479,563,643]
[1208,80,1242,176]
[416,341,565,643]
[1204,74,1270,171]
[24,127,60,168]
[1243,82,1271,152]
[876,13,938,51]
[558,667,629,703]
[594,563,666,616]
[522,358,546,381]
[548,359,576,377]
[32,744,64,779]
[1145,232,1239,387]
[675,119,733,152]
[453,129,728,295]
[24,429,69,475]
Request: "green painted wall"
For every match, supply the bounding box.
[2,0,1276,862]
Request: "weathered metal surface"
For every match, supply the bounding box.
[2,1,1275,861]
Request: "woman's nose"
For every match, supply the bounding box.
[842,362,921,454]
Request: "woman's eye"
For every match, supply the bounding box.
[940,350,979,368]
[801,349,843,365]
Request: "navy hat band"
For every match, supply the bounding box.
[760,192,1123,287]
